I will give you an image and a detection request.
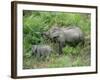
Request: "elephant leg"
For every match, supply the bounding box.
[58,42,63,55]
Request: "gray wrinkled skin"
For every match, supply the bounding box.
[32,45,52,60]
[43,26,84,54]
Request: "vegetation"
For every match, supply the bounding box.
[23,10,91,69]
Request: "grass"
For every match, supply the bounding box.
[23,49,90,69]
[23,10,91,69]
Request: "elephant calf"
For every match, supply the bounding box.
[32,45,52,60]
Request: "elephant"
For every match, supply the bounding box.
[42,26,84,54]
[32,45,52,60]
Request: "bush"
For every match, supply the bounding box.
[62,45,81,55]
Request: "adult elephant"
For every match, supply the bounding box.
[42,26,84,55]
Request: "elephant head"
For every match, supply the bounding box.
[42,27,62,42]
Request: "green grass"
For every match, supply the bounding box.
[23,10,91,69]
[23,48,90,69]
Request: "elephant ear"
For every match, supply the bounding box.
[58,34,65,42]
